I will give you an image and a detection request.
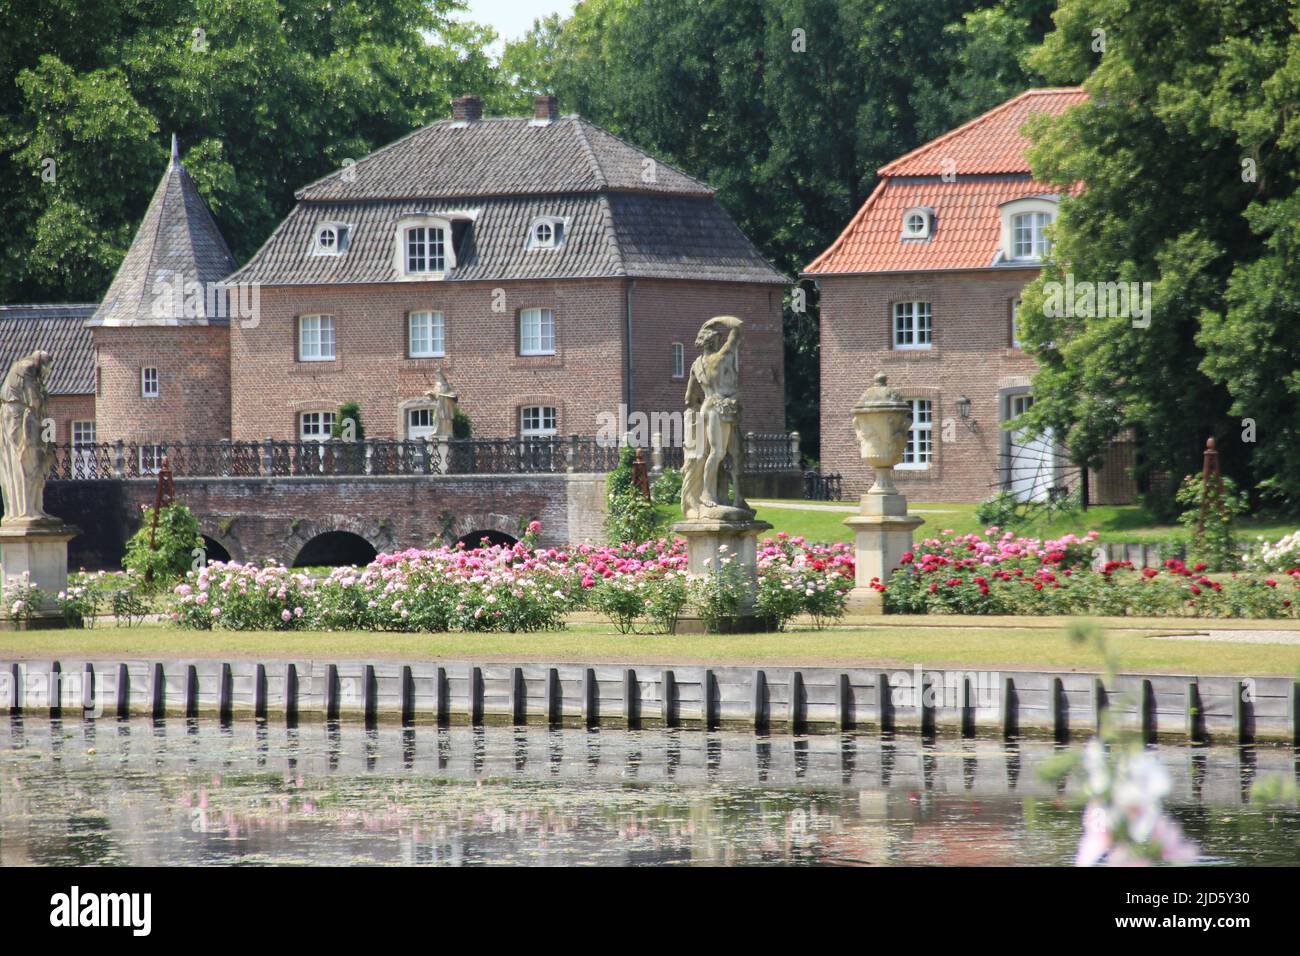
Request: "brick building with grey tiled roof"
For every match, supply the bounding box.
[5,95,787,458]
[228,95,788,444]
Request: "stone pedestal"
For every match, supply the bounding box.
[671,517,775,633]
[0,520,78,625]
[844,490,923,614]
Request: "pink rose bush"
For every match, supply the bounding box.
[883,529,1300,618]
[170,533,858,633]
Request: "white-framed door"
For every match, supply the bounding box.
[1005,394,1054,502]
[406,406,435,441]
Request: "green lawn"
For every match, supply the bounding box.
[710,499,1299,547]
[4,620,1297,676]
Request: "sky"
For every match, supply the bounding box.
[463,0,577,52]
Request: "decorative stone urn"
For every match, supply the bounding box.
[844,374,924,614]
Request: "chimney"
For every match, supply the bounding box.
[532,95,559,124]
[451,95,483,123]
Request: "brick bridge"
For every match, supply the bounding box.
[43,435,802,568]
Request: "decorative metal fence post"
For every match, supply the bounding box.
[260,437,274,476]
[650,431,664,479]
[112,439,125,479]
[788,430,801,470]
[566,433,580,473]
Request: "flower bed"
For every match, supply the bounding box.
[883,529,1300,618]
[168,533,856,634]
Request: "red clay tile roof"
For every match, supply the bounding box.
[805,88,1086,275]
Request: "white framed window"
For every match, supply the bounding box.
[72,421,96,446]
[405,225,446,274]
[519,307,556,355]
[408,310,446,357]
[998,197,1057,263]
[901,206,932,240]
[526,216,566,250]
[298,314,336,361]
[892,301,932,349]
[406,406,434,440]
[898,399,933,470]
[299,411,336,442]
[520,405,557,437]
[671,342,685,378]
[141,367,159,397]
[139,444,164,475]
[312,223,349,256]
[1010,298,1022,349]
[1012,212,1052,260]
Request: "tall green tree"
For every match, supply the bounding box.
[1015,0,1297,512]
[0,0,501,302]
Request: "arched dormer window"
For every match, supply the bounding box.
[998,196,1058,263]
[392,211,478,279]
[526,215,568,250]
[901,207,933,241]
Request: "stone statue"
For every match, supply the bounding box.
[0,350,55,526]
[680,316,752,521]
[425,370,459,439]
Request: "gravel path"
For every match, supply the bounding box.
[1150,630,1300,646]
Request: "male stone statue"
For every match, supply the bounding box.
[425,369,459,439]
[681,316,751,521]
[0,350,55,526]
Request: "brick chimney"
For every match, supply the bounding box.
[451,95,483,122]
[532,95,559,124]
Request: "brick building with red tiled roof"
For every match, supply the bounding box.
[806,88,1135,504]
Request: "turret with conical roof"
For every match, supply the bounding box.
[89,137,235,446]
[89,136,236,326]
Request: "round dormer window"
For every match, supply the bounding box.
[903,212,928,238]
[533,221,554,246]
[317,226,337,250]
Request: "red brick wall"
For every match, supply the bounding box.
[629,279,786,442]
[231,278,787,443]
[819,269,1042,501]
[231,279,629,440]
[47,394,96,443]
[91,325,231,444]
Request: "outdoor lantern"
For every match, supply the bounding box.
[956,394,972,421]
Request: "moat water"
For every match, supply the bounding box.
[1,718,1297,866]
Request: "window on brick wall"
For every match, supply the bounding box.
[139,444,164,475]
[897,399,933,470]
[671,342,685,378]
[299,411,336,442]
[520,405,557,437]
[71,421,97,478]
[298,314,336,361]
[1011,212,1052,260]
[519,308,556,355]
[408,311,445,357]
[141,367,159,397]
[72,421,96,446]
[892,301,932,349]
[405,225,446,274]
[1010,298,1022,349]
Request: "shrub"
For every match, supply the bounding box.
[123,503,203,588]
[605,445,660,543]
[1246,530,1300,572]
[755,534,854,629]
[56,584,100,628]
[1176,473,1247,571]
[331,401,365,440]
[650,467,683,505]
[975,491,1020,529]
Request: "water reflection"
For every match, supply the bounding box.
[1,717,1296,866]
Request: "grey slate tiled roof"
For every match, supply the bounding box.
[231,115,785,287]
[0,304,96,394]
[90,152,237,326]
[295,117,713,201]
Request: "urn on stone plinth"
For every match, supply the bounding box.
[844,373,924,614]
[851,373,913,498]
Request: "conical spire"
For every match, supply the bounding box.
[89,137,237,326]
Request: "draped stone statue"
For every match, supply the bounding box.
[425,370,459,439]
[0,350,55,526]
[680,316,752,521]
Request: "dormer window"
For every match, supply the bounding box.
[527,216,567,250]
[393,213,475,279]
[901,207,932,240]
[997,197,1058,263]
[312,223,350,256]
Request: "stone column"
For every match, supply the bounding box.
[844,374,924,614]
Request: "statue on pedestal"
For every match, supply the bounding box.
[425,370,459,439]
[0,350,55,526]
[680,316,752,521]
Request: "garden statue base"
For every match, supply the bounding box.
[671,516,776,633]
[0,519,78,627]
[844,490,923,615]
